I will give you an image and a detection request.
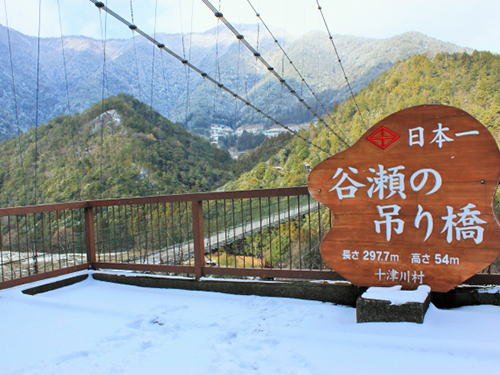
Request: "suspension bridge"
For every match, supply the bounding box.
[139,202,315,265]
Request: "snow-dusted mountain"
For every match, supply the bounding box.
[0,24,471,141]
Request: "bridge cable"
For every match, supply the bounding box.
[127,1,146,197]
[186,0,195,130]
[3,0,28,206]
[159,45,170,112]
[300,0,307,97]
[98,1,108,199]
[56,1,71,116]
[34,0,43,205]
[89,0,330,154]
[177,0,192,129]
[147,0,160,195]
[201,0,350,148]
[205,0,350,144]
[252,14,260,122]
[233,2,243,129]
[130,0,144,102]
[186,0,196,130]
[280,0,287,121]
[315,0,367,130]
[211,3,221,138]
[233,36,242,127]
[56,0,82,202]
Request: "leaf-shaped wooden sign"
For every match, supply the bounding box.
[308,105,500,292]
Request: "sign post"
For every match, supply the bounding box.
[308,105,500,292]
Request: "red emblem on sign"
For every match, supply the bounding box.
[367,126,399,149]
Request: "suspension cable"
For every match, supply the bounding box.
[56,0,82,202]
[147,0,160,194]
[130,0,143,102]
[3,0,28,206]
[98,1,108,199]
[212,5,221,134]
[315,0,367,130]
[89,0,330,154]
[159,46,169,110]
[232,17,242,129]
[185,0,193,130]
[178,0,194,130]
[56,0,71,115]
[32,0,43,269]
[34,0,43,205]
[201,0,350,148]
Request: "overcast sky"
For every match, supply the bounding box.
[2,0,500,54]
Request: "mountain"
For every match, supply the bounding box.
[0,24,472,141]
[225,51,500,216]
[1,51,498,213]
[0,94,238,207]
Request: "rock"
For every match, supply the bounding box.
[356,285,431,323]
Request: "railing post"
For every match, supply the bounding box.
[192,199,205,279]
[84,206,96,268]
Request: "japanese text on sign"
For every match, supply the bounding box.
[329,164,486,243]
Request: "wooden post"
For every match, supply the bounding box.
[84,206,96,268]
[192,199,205,279]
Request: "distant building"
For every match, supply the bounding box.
[263,128,287,137]
[234,122,309,138]
[210,124,233,145]
[234,125,264,136]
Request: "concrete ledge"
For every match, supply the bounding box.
[22,274,89,295]
[356,286,431,323]
[18,270,500,310]
[92,273,365,307]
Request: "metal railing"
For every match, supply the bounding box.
[0,202,90,289]
[0,186,498,290]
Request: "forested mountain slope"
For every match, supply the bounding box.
[225,52,500,199]
[0,94,237,207]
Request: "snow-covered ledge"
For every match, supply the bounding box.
[356,285,431,323]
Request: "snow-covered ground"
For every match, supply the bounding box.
[1,271,500,375]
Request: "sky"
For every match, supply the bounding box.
[2,271,500,374]
[1,0,500,54]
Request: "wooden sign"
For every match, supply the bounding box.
[308,105,500,292]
